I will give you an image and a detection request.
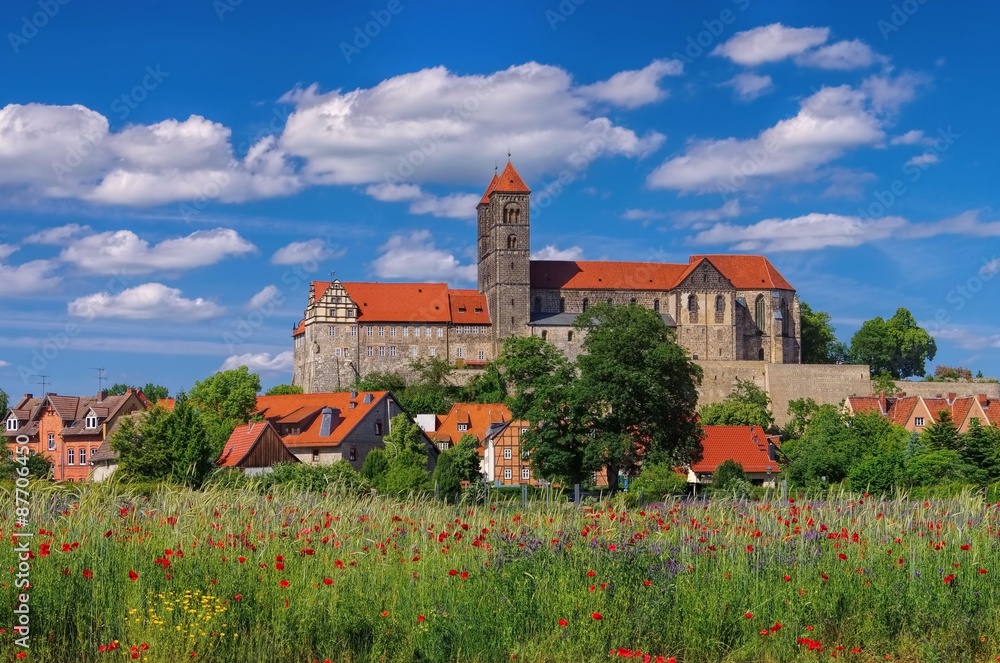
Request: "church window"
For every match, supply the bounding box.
[715,295,725,323]
[781,300,791,337]
[754,295,766,333]
[653,299,660,312]
[687,295,699,324]
[758,348,765,361]
[582,298,588,312]
[533,296,541,312]
[559,298,565,313]
[508,235,517,249]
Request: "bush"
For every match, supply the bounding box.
[265,461,371,495]
[713,460,747,491]
[628,463,688,505]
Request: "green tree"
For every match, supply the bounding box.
[783,398,820,440]
[188,366,262,456]
[266,461,370,495]
[849,308,937,379]
[110,408,173,481]
[573,303,704,490]
[107,383,130,396]
[629,463,688,501]
[871,372,902,396]
[712,459,747,491]
[380,412,433,493]
[354,371,407,394]
[923,410,961,451]
[903,447,969,487]
[463,363,507,403]
[800,302,846,364]
[107,383,169,403]
[432,435,482,501]
[848,452,904,494]
[0,388,7,416]
[264,384,303,396]
[0,452,52,480]
[699,379,774,429]
[961,419,1000,486]
[166,393,214,487]
[929,365,974,382]
[360,449,390,491]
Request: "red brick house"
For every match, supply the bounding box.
[3,390,149,482]
[217,421,298,475]
[846,392,1000,433]
[686,425,781,487]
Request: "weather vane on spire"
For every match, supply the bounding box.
[507,147,512,161]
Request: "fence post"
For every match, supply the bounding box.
[522,484,528,506]
[781,479,788,501]
[574,483,581,505]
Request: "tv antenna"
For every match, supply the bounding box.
[33,374,51,395]
[91,367,107,394]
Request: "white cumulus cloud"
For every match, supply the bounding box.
[722,73,774,102]
[578,59,683,108]
[904,152,940,168]
[795,40,884,70]
[248,285,280,309]
[365,183,480,220]
[0,252,59,297]
[531,245,584,260]
[221,351,294,374]
[60,227,256,274]
[24,223,92,245]
[67,283,224,320]
[371,230,476,285]
[712,24,830,66]
[271,239,339,265]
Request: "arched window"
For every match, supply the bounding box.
[754,295,766,333]
[541,330,547,341]
[533,296,541,312]
[715,295,725,323]
[687,295,699,323]
[630,297,637,305]
[653,299,660,312]
[559,298,565,313]
[780,299,789,336]
[507,234,517,249]
[503,205,521,224]
[758,348,765,361]
[582,298,589,312]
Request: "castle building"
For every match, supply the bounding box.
[293,161,801,392]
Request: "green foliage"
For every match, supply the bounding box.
[961,419,1000,486]
[871,372,902,396]
[379,413,432,493]
[264,384,304,396]
[848,453,903,494]
[849,308,937,379]
[265,461,371,495]
[361,448,390,491]
[110,408,173,481]
[699,379,774,429]
[800,302,846,364]
[783,398,819,440]
[629,463,688,502]
[463,364,507,403]
[903,447,969,487]
[189,366,262,456]
[712,459,747,491]
[354,371,407,394]
[922,410,961,451]
[0,388,9,415]
[107,383,169,403]
[0,451,52,480]
[165,393,214,487]
[433,434,483,501]
[927,365,974,381]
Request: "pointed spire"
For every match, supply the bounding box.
[479,172,500,205]
[494,161,531,193]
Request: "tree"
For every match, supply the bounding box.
[0,388,7,416]
[107,383,169,403]
[264,384,303,396]
[0,452,51,480]
[960,419,1000,486]
[354,371,407,394]
[463,363,507,403]
[783,398,820,440]
[380,413,433,493]
[165,393,214,487]
[849,308,937,379]
[573,303,704,490]
[699,379,774,429]
[923,410,961,451]
[110,408,173,481]
[712,460,747,491]
[188,366,262,456]
[107,383,130,396]
[361,448,390,491]
[629,463,688,501]
[848,452,903,494]
[871,372,902,396]
[800,302,846,364]
[433,434,482,501]
[929,365,974,382]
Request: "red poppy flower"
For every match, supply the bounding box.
[943,574,955,584]
[838,553,847,561]
[558,619,568,627]
[448,569,458,576]
[643,579,652,586]
[591,612,603,620]
[128,570,139,581]
[323,577,333,585]
[587,570,596,577]
[744,612,753,619]
[238,556,246,563]
[279,579,290,588]
[82,569,93,579]
[961,544,971,551]
[417,615,426,623]
[460,571,469,579]
[783,575,791,582]
[979,568,988,574]
[380,610,389,617]
[233,594,242,602]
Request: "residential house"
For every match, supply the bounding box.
[686,425,781,487]
[3,390,148,482]
[217,421,299,475]
[845,392,1000,433]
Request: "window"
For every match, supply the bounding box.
[349,448,357,462]
[540,330,547,341]
[366,326,374,337]
[630,297,637,305]
[5,418,17,431]
[351,326,358,338]
[458,423,468,432]
[437,442,449,452]
[521,468,530,480]
[503,448,512,460]
[478,351,485,361]
[503,468,512,481]
[391,326,397,337]
[312,449,320,463]
[607,298,613,306]
[389,346,397,357]
[915,417,925,427]
[559,298,565,313]
[653,299,660,312]
[520,428,528,435]
[781,300,790,336]
[754,295,766,333]
[375,422,383,435]
[378,326,385,337]
[335,348,342,357]
[411,347,419,357]
[329,326,336,336]
[437,327,444,338]
[378,346,386,357]
[79,448,86,465]
[367,347,374,357]
[67,449,75,465]
[429,347,437,357]
[343,347,350,357]
[403,326,409,337]
[715,295,725,324]
[582,297,588,312]
[688,295,699,323]
[508,234,517,249]
[86,414,98,428]
[567,331,574,342]
[456,347,463,358]
[48,433,56,451]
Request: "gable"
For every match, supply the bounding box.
[675,259,735,292]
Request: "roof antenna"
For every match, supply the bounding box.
[33,374,50,395]
[91,367,107,396]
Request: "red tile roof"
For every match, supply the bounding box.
[493,162,531,194]
[301,282,491,326]
[888,397,919,427]
[951,397,975,428]
[530,255,794,292]
[217,422,268,467]
[449,290,491,324]
[690,425,780,475]
[432,402,511,446]
[255,391,388,447]
[846,396,884,415]
[479,173,500,205]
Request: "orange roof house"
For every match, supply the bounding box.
[687,425,781,486]
[217,421,298,475]
[428,402,512,450]
[845,392,1000,433]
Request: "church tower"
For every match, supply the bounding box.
[478,161,531,345]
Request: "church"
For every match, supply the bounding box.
[292,162,801,392]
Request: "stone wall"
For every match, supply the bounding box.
[891,380,1000,399]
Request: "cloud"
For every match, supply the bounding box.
[904,152,940,168]
[60,227,256,274]
[67,283,224,320]
[271,239,339,265]
[794,40,884,70]
[890,130,927,146]
[0,105,301,205]
[220,350,294,374]
[692,209,1000,252]
[578,59,683,108]
[648,85,884,193]
[531,245,584,260]
[860,71,929,115]
[622,209,667,222]
[248,285,280,309]
[278,62,665,191]
[722,73,774,101]
[0,254,59,297]
[0,244,16,261]
[364,183,480,219]
[712,24,830,66]
[674,199,743,226]
[371,230,476,284]
[0,360,9,367]
[24,223,92,245]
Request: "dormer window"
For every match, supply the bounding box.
[458,423,469,432]
[85,414,99,429]
[5,418,18,431]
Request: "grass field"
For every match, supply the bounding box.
[2,483,1000,662]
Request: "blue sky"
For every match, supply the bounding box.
[1,0,998,398]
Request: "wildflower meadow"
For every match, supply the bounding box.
[3,484,1000,662]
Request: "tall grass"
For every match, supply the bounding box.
[2,482,1000,662]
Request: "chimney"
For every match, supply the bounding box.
[768,440,777,462]
[98,390,108,402]
[23,393,32,400]
[878,391,887,415]
[319,407,336,437]
[947,392,957,404]
[978,394,989,406]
